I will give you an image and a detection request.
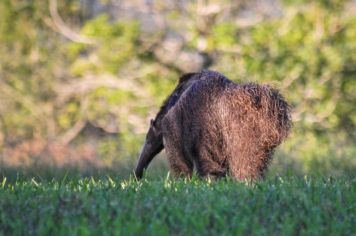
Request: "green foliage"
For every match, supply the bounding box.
[0,176,355,235]
[282,0,349,11]
[210,23,237,48]
[69,14,140,75]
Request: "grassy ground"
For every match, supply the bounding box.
[0,174,355,236]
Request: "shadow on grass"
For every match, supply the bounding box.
[1,152,355,182]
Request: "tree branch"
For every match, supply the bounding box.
[49,0,96,44]
[55,74,149,105]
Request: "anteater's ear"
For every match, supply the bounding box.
[179,73,197,83]
[150,119,158,133]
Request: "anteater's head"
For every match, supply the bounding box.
[134,119,163,179]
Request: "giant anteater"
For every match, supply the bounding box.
[135,70,291,180]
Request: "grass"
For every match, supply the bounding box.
[0,174,355,236]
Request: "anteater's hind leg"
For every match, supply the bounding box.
[195,147,227,180]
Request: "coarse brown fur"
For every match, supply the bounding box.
[135,70,291,180]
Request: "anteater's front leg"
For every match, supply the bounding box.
[163,130,194,178]
[162,117,193,178]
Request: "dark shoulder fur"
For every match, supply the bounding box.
[154,73,197,124]
[179,73,197,83]
[154,70,230,125]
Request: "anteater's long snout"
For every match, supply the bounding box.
[134,139,163,179]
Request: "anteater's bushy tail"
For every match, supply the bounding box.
[241,83,291,149]
[228,83,292,180]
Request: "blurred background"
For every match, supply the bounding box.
[0,0,355,177]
